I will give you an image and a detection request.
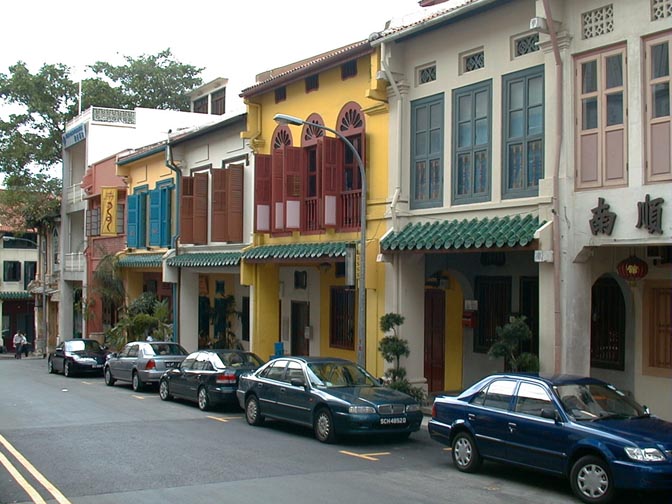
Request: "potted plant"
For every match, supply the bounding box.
[487,315,539,372]
[378,313,425,401]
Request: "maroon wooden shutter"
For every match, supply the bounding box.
[180,176,194,244]
[284,146,303,230]
[320,136,341,227]
[272,149,285,232]
[211,169,227,242]
[193,172,209,244]
[227,164,244,243]
[254,154,272,232]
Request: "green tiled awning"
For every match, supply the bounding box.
[167,252,241,268]
[242,242,353,262]
[381,215,543,252]
[0,291,33,301]
[117,253,164,268]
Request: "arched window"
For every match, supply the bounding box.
[272,125,293,150]
[301,113,325,147]
[591,275,625,370]
[336,102,365,192]
[52,228,60,267]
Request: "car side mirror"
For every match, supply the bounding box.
[541,408,560,421]
[290,377,306,388]
[110,352,118,359]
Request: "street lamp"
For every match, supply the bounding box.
[273,113,367,368]
[3,235,47,357]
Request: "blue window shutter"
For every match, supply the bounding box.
[127,194,138,248]
[138,192,147,247]
[149,189,161,246]
[160,187,172,247]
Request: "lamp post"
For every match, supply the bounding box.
[273,113,367,368]
[3,235,47,357]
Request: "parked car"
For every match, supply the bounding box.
[159,349,265,411]
[428,373,672,503]
[48,339,108,377]
[104,341,188,391]
[237,356,423,443]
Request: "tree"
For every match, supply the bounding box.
[0,49,204,229]
[378,313,425,401]
[0,173,61,232]
[487,315,540,372]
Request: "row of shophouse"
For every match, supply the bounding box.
[30,0,671,419]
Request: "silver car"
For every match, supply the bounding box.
[104,341,188,391]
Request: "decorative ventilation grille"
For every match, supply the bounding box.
[418,64,437,84]
[582,4,614,39]
[92,107,136,124]
[652,0,672,20]
[273,128,291,149]
[303,121,324,143]
[464,51,485,72]
[515,34,540,57]
[339,107,363,132]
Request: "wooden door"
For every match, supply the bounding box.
[291,301,310,356]
[424,289,445,392]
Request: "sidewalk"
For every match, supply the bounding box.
[0,352,45,360]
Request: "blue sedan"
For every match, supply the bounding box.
[237,357,423,443]
[428,373,672,503]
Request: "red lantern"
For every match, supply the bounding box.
[616,255,648,282]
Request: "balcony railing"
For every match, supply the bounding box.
[66,184,85,206]
[91,107,136,125]
[340,190,361,230]
[304,197,319,231]
[64,253,85,272]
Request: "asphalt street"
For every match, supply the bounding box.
[0,356,667,504]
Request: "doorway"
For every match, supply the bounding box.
[424,288,445,392]
[291,301,310,356]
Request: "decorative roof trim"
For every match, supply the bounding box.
[167,252,241,268]
[241,242,354,263]
[0,291,34,301]
[117,253,164,269]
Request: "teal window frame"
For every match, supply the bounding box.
[452,80,492,205]
[502,66,544,199]
[148,181,173,248]
[410,93,444,209]
[127,185,148,248]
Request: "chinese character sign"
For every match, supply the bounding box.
[590,197,617,236]
[636,194,664,235]
[101,187,118,236]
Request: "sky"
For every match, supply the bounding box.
[0,0,429,113]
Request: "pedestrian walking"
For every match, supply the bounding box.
[13,331,26,359]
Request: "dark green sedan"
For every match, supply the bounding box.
[236,356,423,443]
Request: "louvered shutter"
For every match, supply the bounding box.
[137,192,147,247]
[160,186,172,247]
[320,136,341,227]
[181,177,194,244]
[149,189,161,246]
[284,146,303,230]
[211,168,227,242]
[272,149,285,232]
[193,172,209,244]
[254,154,271,232]
[126,193,138,248]
[227,163,244,243]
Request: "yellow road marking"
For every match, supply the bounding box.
[339,450,391,461]
[131,395,145,400]
[443,447,453,451]
[0,450,46,504]
[206,416,239,423]
[0,434,71,504]
[81,381,92,385]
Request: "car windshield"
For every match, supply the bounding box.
[306,362,379,388]
[555,382,647,421]
[146,343,188,356]
[67,340,102,352]
[215,352,264,368]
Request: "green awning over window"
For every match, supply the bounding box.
[117,253,164,268]
[0,291,33,300]
[381,214,543,252]
[242,242,353,262]
[167,252,241,268]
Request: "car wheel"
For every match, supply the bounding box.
[47,358,54,374]
[198,387,211,411]
[314,407,336,443]
[132,371,144,392]
[104,367,115,386]
[245,395,264,426]
[159,379,172,401]
[63,361,72,378]
[570,455,614,504]
[451,431,482,473]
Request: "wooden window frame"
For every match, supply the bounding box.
[590,276,625,370]
[643,279,672,378]
[305,75,319,93]
[411,93,444,209]
[453,80,492,205]
[575,44,628,190]
[474,276,511,353]
[24,261,36,290]
[193,96,208,114]
[502,65,544,199]
[211,88,226,115]
[644,30,672,183]
[3,261,21,282]
[86,206,101,237]
[341,60,357,80]
[275,86,287,104]
[330,286,355,350]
